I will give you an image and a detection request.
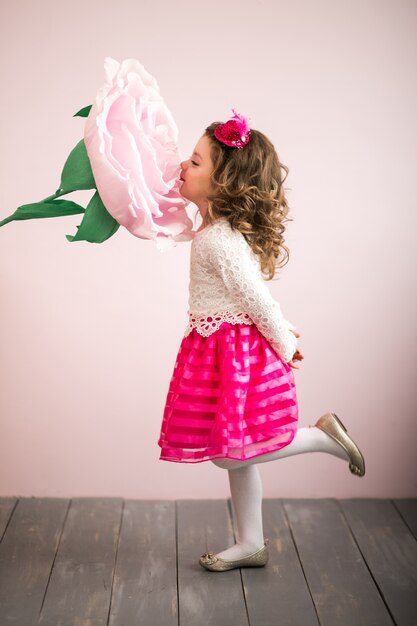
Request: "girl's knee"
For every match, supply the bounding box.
[211,458,232,469]
[211,458,246,470]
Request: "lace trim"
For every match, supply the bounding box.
[184,311,253,337]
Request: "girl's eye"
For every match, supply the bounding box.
[190,160,199,166]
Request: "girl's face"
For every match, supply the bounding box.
[179,134,214,216]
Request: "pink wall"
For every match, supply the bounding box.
[0,0,416,499]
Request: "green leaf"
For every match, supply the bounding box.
[0,199,85,228]
[59,139,96,194]
[66,191,120,243]
[73,105,92,118]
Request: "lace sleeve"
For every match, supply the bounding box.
[207,225,298,363]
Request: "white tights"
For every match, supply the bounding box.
[210,425,350,561]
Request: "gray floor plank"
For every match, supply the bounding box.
[38,497,123,626]
[283,498,393,626]
[240,498,319,626]
[177,499,249,626]
[0,497,69,625]
[393,498,417,540]
[0,496,414,625]
[108,500,177,626]
[0,496,17,541]
[340,498,417,626]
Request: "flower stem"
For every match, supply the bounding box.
[40,188,67,203]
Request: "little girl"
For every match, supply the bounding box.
[157,109,365,572]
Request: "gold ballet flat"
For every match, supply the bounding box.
[312,412,365,477]
[199,539,269,572]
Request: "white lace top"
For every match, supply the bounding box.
[184,217,298,363]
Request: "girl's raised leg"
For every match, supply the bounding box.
[211,425,350,471]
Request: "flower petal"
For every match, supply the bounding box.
[84,57,194,246]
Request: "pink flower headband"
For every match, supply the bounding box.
[213,108,251,149]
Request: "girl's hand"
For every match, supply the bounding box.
[289,349,304,369]
[288,328,304,369]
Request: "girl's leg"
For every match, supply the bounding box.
[215,464,265,562]
[211,425,350,471]
[209,425,351,561]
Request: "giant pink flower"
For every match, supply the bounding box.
[84,57,194,251]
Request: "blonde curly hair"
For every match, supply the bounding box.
[203,122,293,281]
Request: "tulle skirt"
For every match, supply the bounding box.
[157,321,299,463]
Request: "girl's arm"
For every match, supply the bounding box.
[208,226,298,363]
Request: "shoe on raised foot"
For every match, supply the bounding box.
[313,412,365,477]
[199,539,269,572]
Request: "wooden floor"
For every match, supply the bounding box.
[0,498,416,626]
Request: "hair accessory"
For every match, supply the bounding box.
[213,108,251,149]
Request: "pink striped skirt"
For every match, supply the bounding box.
[158,322,299,463]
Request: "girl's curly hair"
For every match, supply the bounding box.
[203,122,292,281]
